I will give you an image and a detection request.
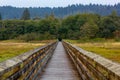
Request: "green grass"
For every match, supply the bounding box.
[0,40,51,62]
[66,39,120,63]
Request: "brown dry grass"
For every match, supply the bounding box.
[67,40,120,63]
[0,40,52,62]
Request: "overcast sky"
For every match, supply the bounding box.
[0,0,120,7]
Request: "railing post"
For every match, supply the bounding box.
[0,41,58,80]
[63,41,120,80]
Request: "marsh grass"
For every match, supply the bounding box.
[0,40,49,62]
[66,40,120,63]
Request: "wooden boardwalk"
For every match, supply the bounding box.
[36,42,80,80]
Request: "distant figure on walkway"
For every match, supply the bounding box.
[58,38,62,41]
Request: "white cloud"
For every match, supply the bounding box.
[0,0,120,7]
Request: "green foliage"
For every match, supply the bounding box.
[0,12,120,41]
[16,32,55,42]
[80,22,99,39]
[16,33,39,42]
[0,13,2,20]
[33,16,41,20]
[99,17,117,38]
[21,8,30,20]
[60,13,101,39]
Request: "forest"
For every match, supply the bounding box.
[0,8,120,41]
[0,3,120,19]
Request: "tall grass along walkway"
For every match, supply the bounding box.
[0,41,120,80]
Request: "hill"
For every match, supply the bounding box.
[0,3,120,19]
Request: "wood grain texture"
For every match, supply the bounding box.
[36,42,80,80]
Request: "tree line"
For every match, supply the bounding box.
[0,3,120,19]
[0,9,120,41]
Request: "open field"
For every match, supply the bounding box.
[0,40,53,62]
[66,40,120,63]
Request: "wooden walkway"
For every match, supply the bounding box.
[36,42,80,80]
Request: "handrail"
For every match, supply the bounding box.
[63,41,120,80]
[0,41,58,80]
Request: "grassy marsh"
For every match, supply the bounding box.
[66,40,120,63]
[0,40,49,62]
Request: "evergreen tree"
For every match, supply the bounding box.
[21,8,30,20]
[0,13,2,20]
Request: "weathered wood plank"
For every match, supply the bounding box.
[36,42,80,80]
[63,41,120,80]
[0,42,57,80]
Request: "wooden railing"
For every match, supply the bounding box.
[63,41,120,80]
[0,41,57,80]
